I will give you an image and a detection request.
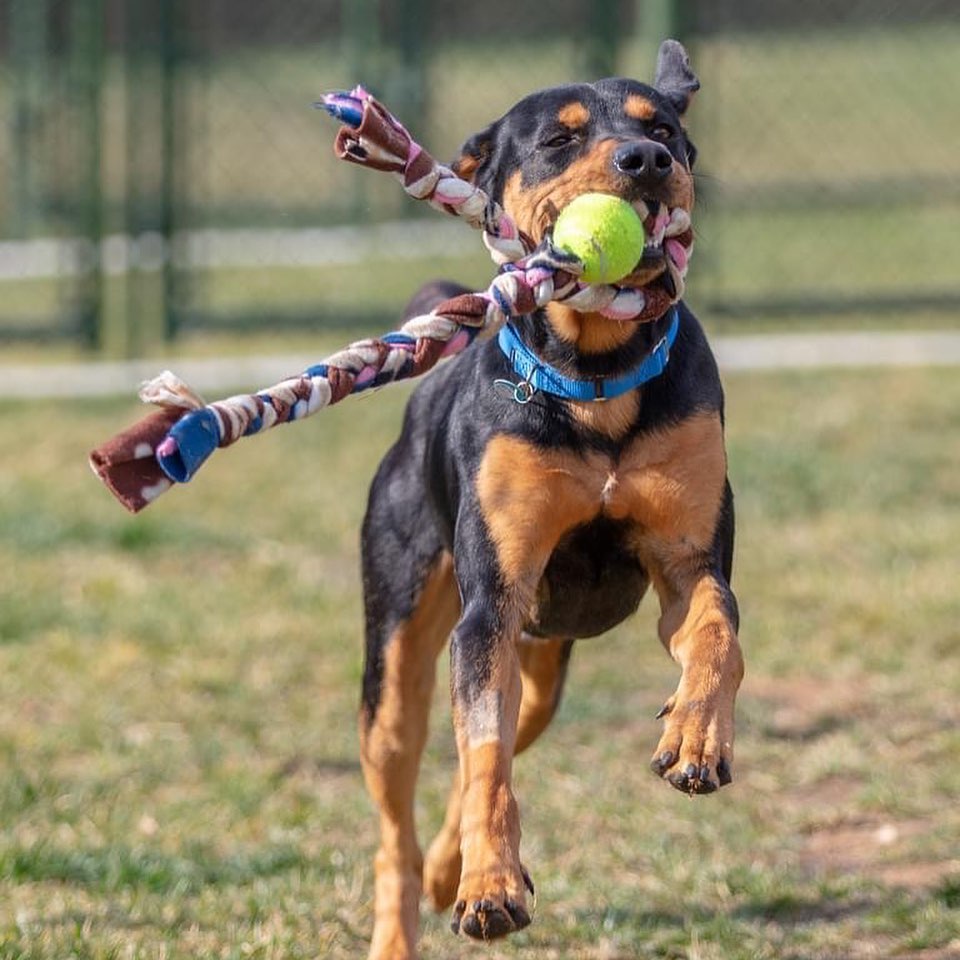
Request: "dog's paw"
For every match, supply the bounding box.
[450,867,534,940]
[649,689,735,795]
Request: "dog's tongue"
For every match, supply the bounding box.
[665,238,688,272]
[642,203,671,241]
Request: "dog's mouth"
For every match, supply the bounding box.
[542,194,692,289]
[636,200,691,264]
[614,199,693,296]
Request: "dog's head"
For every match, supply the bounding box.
[453,40,698,295]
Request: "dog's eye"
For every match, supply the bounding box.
[650,124,675,142]
[542,132,579,149]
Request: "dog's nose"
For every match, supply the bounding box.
[613,141,673,186]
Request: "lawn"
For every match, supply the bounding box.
[1,362,959,959]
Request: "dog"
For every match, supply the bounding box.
[356,40,743,959]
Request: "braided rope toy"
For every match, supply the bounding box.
[89,87,694,513]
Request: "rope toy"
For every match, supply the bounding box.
[89,86,694,513]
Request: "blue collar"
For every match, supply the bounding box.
[495,307,680,404]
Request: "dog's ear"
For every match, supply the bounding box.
[654,39,700,117]
[452,122,497,186]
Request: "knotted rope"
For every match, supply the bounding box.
[90,86,693,513]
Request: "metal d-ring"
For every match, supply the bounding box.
[493,377,537,404]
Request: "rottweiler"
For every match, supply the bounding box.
[357,40,743,959]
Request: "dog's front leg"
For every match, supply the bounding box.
[617,414,742,795]
[650,568,743,794]
[446,435,597,939]
[447,586,531,940]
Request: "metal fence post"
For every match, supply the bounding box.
[9,0,49,240]
[161,0,180,342]
[118,0,175,355]
[70,0,106,349]
[584,0,621,78]
[395,0,427,131]
[124,0,145,356]
[343,0,382,223]
[636,0,680,69]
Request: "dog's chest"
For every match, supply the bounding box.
[530,513,648,638]
[476,414,726,589]
[596,466,638,519]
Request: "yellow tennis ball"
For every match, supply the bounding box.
[552,193,645,284]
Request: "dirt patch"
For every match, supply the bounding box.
[745,674,873,741]
[802,818,929,865]
[887,948,960,960]
[801,816,959,892]
[876,860,960,889]
[792,773,864,810]
[745,673,960,904]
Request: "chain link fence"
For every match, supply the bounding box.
[1,0,958,351]
[688,0,960,322]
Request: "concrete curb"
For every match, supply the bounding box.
[3,331,959,400]
[711,331,960,371]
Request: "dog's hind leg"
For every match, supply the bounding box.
[360,481,460,959]
[423,635,574,912]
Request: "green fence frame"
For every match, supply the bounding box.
[2,0,958,350]
[5,0,103,345]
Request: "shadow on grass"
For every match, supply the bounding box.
[0,840,316,895]
[568,894,881,931]
[579,900,878,927]
[758,712,854,742]
[274,754,361,780]
[730,891,883,924]
[565,889,910,944]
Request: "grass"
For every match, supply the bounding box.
[1,363,959,958]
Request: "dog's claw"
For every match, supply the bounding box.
[651,682,738,796]
[457,897,526,940]
[665,761,718,795]
[655,702,671,719]
[505,897,532,930]
[696,763,718,794]
[451,869,532,940]
[520,864,535,897]
[650,749,674,774]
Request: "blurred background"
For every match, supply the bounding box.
[2,5,960,957]
[1,0,958,356]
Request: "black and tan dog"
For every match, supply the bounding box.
[358,40,743,959]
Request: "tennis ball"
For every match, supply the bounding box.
[552,193,645,284]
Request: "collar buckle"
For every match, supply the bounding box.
[651,332,670,363]
[493,377,537,404]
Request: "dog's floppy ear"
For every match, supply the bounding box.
[654,39,700,117]
[452,122,497,186]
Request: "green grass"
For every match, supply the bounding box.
[1,364,959,958]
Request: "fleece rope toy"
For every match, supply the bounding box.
[89,86,694,513]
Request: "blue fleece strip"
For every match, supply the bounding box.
[156,408,221,483]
